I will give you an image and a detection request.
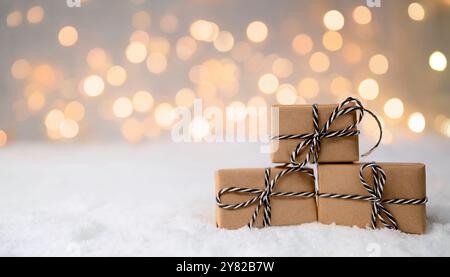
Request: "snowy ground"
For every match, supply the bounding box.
[0,134,449,257]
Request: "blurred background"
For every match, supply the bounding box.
[0,0,449,146]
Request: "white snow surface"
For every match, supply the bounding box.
[0,134,449,257]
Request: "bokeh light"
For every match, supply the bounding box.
[175,88,196,107]
[6,11,22,27]
[126,42,148,64]
[65,101,85,122]
[132,11,151,30]
[121,118,144,144]
[132,90,154,113]
[58,26,78,47]
[298,78,320,99]
[309,52,330,73]
[246,21,268,43]
[189,117,210,140]
[176,36,197,60]
[155,103,175,128]
[226,101,247,122]
[113,97,133,119]
[11,59,32,80]
[353,6,372,25]
[408,112,426,133]
[59,119,79,139]
[27,6,45,24]
[272,58,293,78]
[160,13,178,34]
[86,48,110,71]
[258,73,279,94]
[408,3,426,21]
[107,66,127,86]
[276,84,297,105]
[292,34,314,55]
[0,130,7,147]
[213,31,235,53]
[322,31,343,51]
[83,75,105,97]
[429,51,447,72]
[358,78,379,100]
[45,109,65,131]
[384,98,404,119]
[147,53,168,74]
[369,54,389,75]
[323,10,345,31]
[190,20,219,42]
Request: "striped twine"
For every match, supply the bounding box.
[272,97,383,168]
[318,162,428,230]
[216,167,316,228]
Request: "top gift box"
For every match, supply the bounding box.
[270,97,382,165]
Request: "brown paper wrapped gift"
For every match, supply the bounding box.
[215,167,317,229]
[271,104,359,164]
[318,163,427,234]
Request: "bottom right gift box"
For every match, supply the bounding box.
[317,162,427,235]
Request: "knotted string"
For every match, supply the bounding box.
[318,162,428,230]
[216,167,316,228]
[272,97,383,168]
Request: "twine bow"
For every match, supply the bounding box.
[318,162,428,230]
[216,167,316,228]
[272,97,383,168]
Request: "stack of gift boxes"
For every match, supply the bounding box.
[215,97,428,234]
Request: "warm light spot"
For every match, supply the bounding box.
[384,98,404,119]
[272,58,293,78]
[6,11,22,27]
[292,34,313,55]
[408,112,426,133]
[59,119,79,139]
[32,64,56,88]
[160,13,178,33]
[121,118,144,144]
[132,11,151,29]
[247,96,267,108]
[155,103,175,128]
[190,20,219,42]
[148,37,171,55]
[27,6,44,24]
[429,51,447,72]
[45,109,65,131]
[323,10,345,31]
[126,42,148,64]
[297,78,320,99]
[64,101,85,122]
[343,43,362,64]
[146,53,168,74]
[175,88,196,107]
[442,119,450,138]
[213,31,235,53]
[353,6,372,25]
[176,36,197,60]
[258,73,279,94]
[369,54,389,75]
[27,91,46,112]
[309,52,330,73]
[86,48,110,71]
[107,66,127,86]
[129,30,150,44]
[322,31,343,51]
[246,21,268,43]
[132,90,154,113]
[330,76,352,96]
[189,117,210,140]
[83,75,105,97]
[58,26,78,47]
[276,84,297,105]
[358,79,379,100]
[11,59,32,80]
[0,130,7,147]
[113,97,133,119]
[408,3,425,21]
[226,101,247,122]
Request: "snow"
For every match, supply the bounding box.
[0,134,449,256]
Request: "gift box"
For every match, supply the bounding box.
[215,167,317,229]
[271,103,359,165]
[317,163,427,234]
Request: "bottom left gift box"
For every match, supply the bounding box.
[215,167,317,229]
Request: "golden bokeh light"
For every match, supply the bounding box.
[190,20,219,42]
[148,37,171,55]
[322,31,343,52]
[298,77,320,99]
[247,96,267,108]
[309,51,330,73]
[27,6,45,24]
[86,48,110,72]
[231,41,252,62]
[0,130,7,147]
[132,90,154,113]
[155,103,175,128]
[384,98,404,119]
[126,42,148,64]
[342,43,362,64]
[323,10,345,31]
[146,53,168,74]
[58,26,78,47]
[107,66,127,86]
[353,6,372,25]
[83,75,105,97]
[32,64,57,88]
[408,112,426,133]
[11,59,32,80]
[429,51,447,72]
[27,91,46,112]
[189,117,210,140]
[330,76,352,96]
[129,30,150,44]
[213,31,235,53]
[113,97,133,119]
[369,54,390,75]
[272,58,293,78]
[358,78,379,100]
[45,109,65,131]
[160,13,178,33]
[6,11,22,27]
[276,84,297,105]
[176,36,197,60]
[408,3,425,21]
[121,118,144,144]
[246,21,268,43]
[59,119,79,139]
[132,11,151,30]
[258,73,279,94]
[175,88,196,107]
[64,101,85,122]
[226,101,247,122]
[292,34,314,55]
